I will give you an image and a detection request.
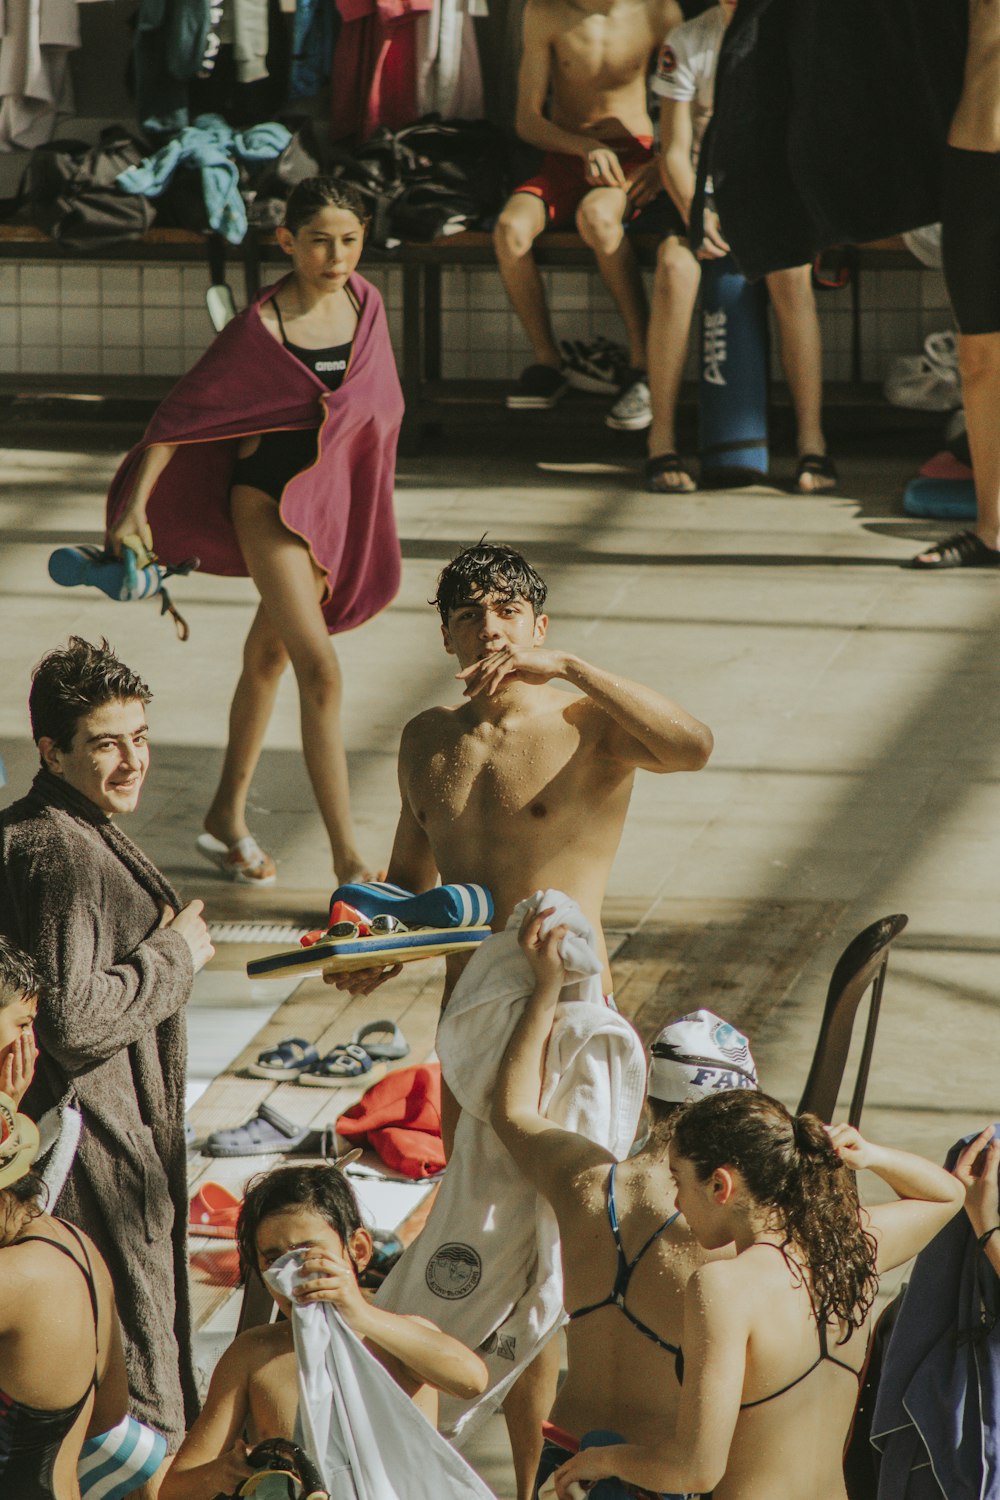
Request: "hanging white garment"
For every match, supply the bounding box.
[416,0,484,119]
[376,890,646,1443]
[265,1254,497,1500]
[232,0,269,84]
[0,0,79,150]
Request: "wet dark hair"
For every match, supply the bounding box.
[431,542,548,625]
[29,637,151,753]
[283,177,369,235]
[672,1090,878,1334]
[0,935,45,1010]
[0,1172,47,1246]
[236,1163,364,1283]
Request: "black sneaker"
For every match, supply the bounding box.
[561,336,629,394]
[506,363,570,410]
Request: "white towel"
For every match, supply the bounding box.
[265,1254,496,1500]
[376,890,645,1441]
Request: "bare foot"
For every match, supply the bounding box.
[645,452,697,494]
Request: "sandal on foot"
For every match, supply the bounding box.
[644,453,696,494]
[203,1102,333,1157]
[298,1044,388,1089]
[246,1038,320,1081]
[795,452,839,492]
[350,1020,409,1062]
[909,528,1000,570]
[196,832,277,886]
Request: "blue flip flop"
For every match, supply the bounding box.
[350,1020,409,1062]
[298,1044,388,1089]
[246,1038,320,1080]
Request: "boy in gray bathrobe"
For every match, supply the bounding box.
[0,637,214,1479]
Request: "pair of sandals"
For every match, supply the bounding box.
[643,452,840,495]
[248,1021,409,1090]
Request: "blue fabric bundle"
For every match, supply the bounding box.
[329,881,494,930]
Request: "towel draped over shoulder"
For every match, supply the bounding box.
[105,271,404,635]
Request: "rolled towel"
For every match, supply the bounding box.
[79,1416,167,1500]
[328,880,493,929]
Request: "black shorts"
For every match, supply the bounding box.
[230,427,320,502]
[941,145,1000,335]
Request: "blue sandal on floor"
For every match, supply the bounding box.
[298,1044,388,1089]
[351,1020,409,1062]
[247,1038,320,1080]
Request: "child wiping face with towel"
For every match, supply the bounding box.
[161,1165,488,1500]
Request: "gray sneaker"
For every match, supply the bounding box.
[606,374,652,431]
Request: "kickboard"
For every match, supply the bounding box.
[903,476,977,519]
[246,926,493,978]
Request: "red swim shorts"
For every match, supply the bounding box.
[513,134,655,228]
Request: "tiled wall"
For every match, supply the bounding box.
[0,257,953,386]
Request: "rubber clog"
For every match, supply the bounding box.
[189,1181,242,1238]
[203,1102,334,1157]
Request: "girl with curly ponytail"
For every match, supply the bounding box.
[552,1089,965,1500]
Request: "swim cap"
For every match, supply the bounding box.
[647,1010,758,1103]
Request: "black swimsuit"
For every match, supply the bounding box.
[0,1222,100,1500]
[229,290,358,502]
[673,1242,862,1405]
[567,1162,682,1354]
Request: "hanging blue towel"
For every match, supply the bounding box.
[117,113,291,243]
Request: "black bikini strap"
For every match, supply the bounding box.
[17,1224,100,1370]
[272,296,290,345]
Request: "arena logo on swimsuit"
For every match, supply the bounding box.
[315,360,348,373]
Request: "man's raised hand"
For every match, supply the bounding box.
[457,645,568,697]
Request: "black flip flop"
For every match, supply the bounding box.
[909,529,1000,570]
[644,453,696,494]
[795,453,839,492]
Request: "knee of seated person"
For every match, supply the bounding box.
[576,199,623,254]
[494,207,538,261]
[654,237,699,293]
[766,264,814,309]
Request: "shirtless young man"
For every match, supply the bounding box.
[335,540,713,1499]
[496,0,681,413]
[912,0,1000,569]
[492,923,757,1498]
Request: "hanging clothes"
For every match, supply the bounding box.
[330,0,434,144]
[0,0,79,150]
[133,0,212,134]
[415,0,485,121]
[291,0,341,98]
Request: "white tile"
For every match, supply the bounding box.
[470,310,511,345]
[182,265,211,302]
[19,265,60,304]
[441,309,468,350]
[442,268,469,311]
[59,346,102,373]
[550,272,590,310]
[442,349,468,378]
[0,344,19,372]
[60,265,100,305]
[2,306,19,342]
[142,346,185,374]
[111,346,144,373]
[103,305,142,345]
[20,305,60,343]
[920,271,951,311]
[60,304,101,345]
[0,265,18,304]
[144,305,184,346]
[183,304,213,344]
[18,344,59,373]
[102,266,141,305]
[142,266,183,306]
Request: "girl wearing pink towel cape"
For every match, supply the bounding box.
[105,178,404,886]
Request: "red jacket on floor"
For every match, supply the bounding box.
[337,1063,445,1178]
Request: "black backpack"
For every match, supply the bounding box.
[9,127,155,250]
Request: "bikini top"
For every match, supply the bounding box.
[0,1222,100,1495]
[567,1162,682,1355]
[273,292,358,391]
[673,1241,862,1408]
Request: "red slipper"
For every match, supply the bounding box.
[189,1181,242,1239]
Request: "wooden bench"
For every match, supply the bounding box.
[0,223,924,443]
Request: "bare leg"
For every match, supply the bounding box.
[230,485,367,883]
[502,1338,562,1500]
[646,236,701,489]
[204,602,289,847]
[494,193,561,367]
[766,264,831,488]
[959,332,1000,547]
[576,188,648,369]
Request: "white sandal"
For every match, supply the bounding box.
[196,832,277,885]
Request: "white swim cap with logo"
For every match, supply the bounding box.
[647,1010,758,1103]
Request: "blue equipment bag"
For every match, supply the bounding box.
[698,254,770,484]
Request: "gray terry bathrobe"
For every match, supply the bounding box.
[0,768,198,1449]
